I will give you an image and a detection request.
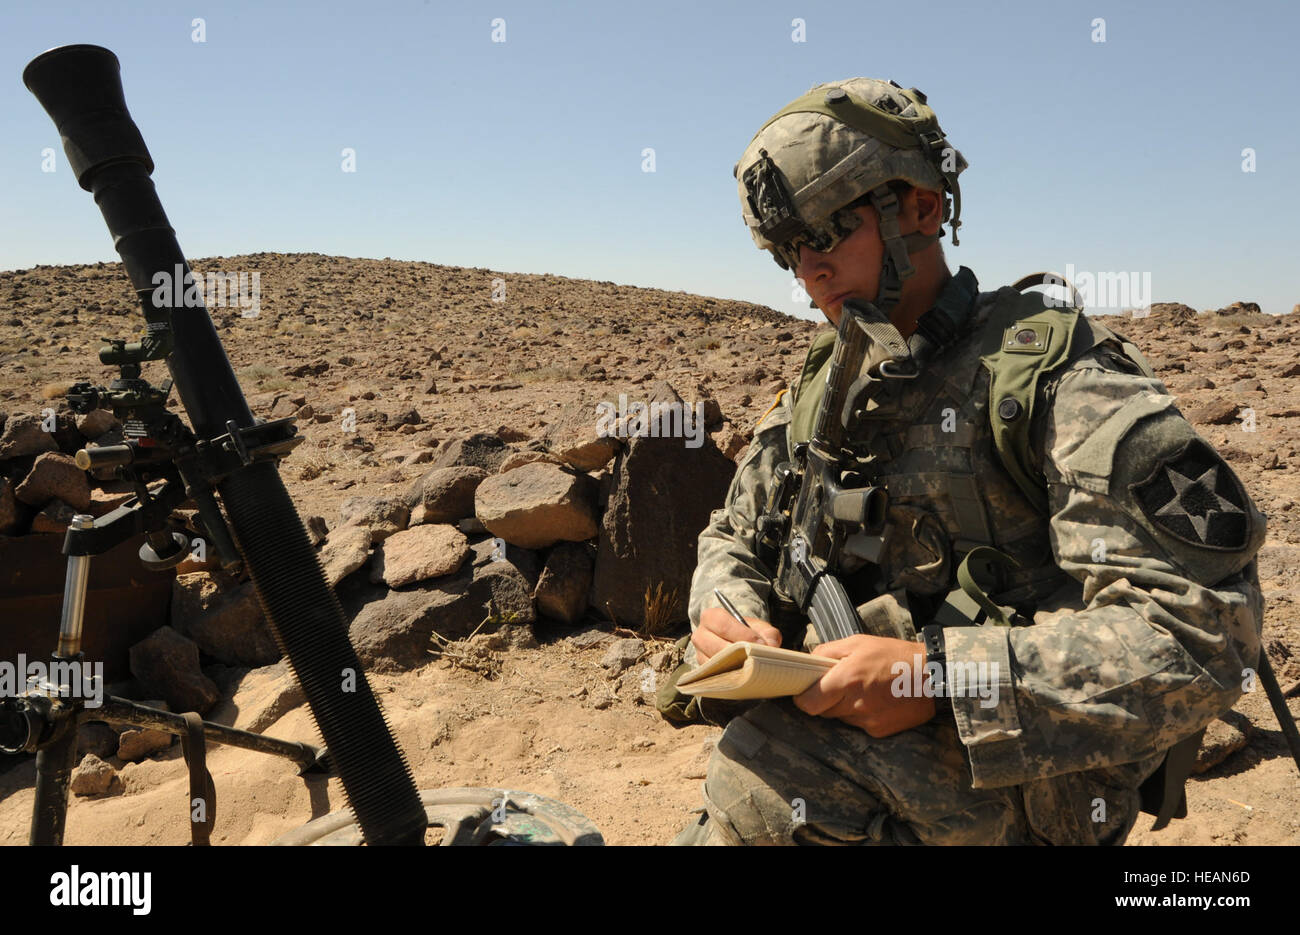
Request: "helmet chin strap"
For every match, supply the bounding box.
[867,183,939,317]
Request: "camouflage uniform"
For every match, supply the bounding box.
[675,267,1266,846]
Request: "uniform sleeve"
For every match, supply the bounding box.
[942,351,1267,788]
[686,393,793,632]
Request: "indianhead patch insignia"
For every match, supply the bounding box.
[1131,437,1250,550]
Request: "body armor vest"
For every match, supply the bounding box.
[787,281,1155,625]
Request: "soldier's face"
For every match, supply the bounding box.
[794,205,884,327]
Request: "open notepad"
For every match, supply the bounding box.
[675,642,838,700]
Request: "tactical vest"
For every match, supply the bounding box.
[787,283,1156,622]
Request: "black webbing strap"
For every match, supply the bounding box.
[180,712,217,846]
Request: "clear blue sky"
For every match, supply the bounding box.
[2,0,1296,320]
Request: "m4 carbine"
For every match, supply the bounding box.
[756,298,918,644]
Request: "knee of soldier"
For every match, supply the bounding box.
[701,716,806,846]
[700,703,906,845]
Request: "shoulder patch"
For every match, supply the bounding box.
[1130,438,1250,550]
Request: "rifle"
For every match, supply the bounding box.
[756,299,904,642]
[15,44,428,846]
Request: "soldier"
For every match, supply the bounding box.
[670,78,1267,845]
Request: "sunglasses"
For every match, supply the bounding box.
[771,200,869,271]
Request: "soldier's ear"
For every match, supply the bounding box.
[913,188,944,236]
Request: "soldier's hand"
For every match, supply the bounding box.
[693,607,782,666]
[794,634,936,737]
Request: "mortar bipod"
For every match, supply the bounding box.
[0,513,331,846]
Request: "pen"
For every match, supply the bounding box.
[713,589,750,628]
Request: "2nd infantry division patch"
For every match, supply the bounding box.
[1131,438,1249,550]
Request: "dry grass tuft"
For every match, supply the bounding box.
[642,581,680,638]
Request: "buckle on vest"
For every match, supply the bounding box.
[878,358,919,380]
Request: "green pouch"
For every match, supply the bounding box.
[655,634,704,725]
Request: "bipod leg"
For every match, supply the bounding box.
[1258,651,1300,774]
[29,514,97,846]
[96,697,329,774]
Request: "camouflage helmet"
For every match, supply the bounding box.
[735,78,968,279]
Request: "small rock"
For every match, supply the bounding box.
[407,466,489,524]
[475,462,598,549]
[222,661,307,733]
[171,575,281,667]
[345,557,537,671]
[15,451,92,511]
[77,721,119,760]
[370,523,470,588]
[568,627,615,651]
[117,726,173,762]
[71,754,117,797]
[457,516,488,535]
[305,514,329,546]
[429,432,511,473]
[498,450,561,473]
[346,588,442,672]
[30,498,78,533]
[286,360,330,378]
[601,637,645,675]
[338,496,409,542]
[0,412,58,459]
[470,537,540,588]
[1193,711,1254,773]
[496,425,531,443]
[320,525,373,587]
[712,426,751,461]
[540,400,622,471]
[1186,399,1241,426]
[533,542,594,624]
[75,409,117,438]
[128,627,220,715]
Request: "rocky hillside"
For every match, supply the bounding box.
[0,255,1296,846]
